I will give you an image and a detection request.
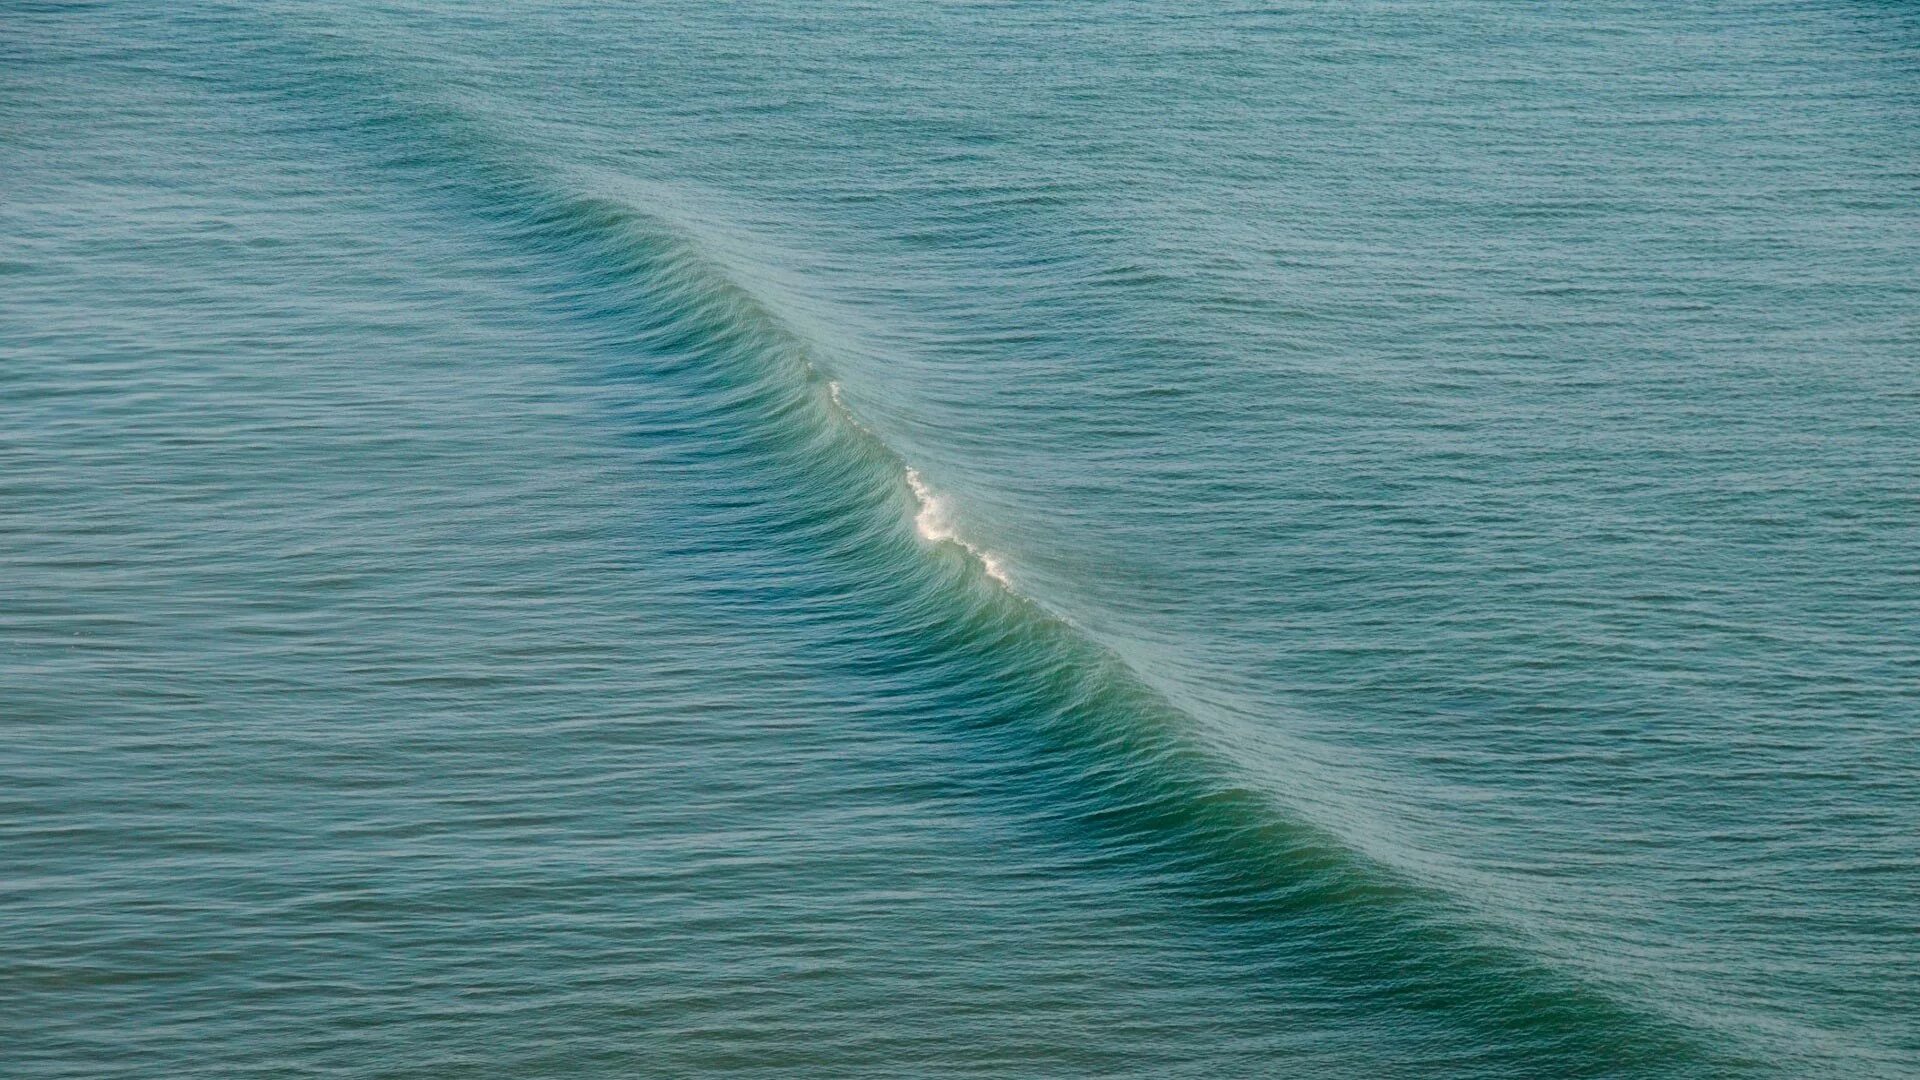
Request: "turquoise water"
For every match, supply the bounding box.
[5,1,1919,1075]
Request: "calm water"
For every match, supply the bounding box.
[5,2,1919,1076]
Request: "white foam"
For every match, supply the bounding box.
[906,467,1010,586]
[824,379,876,437]
[825,381,1010,588]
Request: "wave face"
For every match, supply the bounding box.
[5,1,1919,1077]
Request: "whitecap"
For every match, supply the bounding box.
[906,467,1010,587]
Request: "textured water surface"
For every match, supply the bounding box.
[5,1,1919,1076]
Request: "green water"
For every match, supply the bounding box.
[5,1,1918,1075]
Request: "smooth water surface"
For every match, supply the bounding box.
[5,2,1918,1076]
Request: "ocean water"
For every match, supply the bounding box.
[5,1,1918,1076]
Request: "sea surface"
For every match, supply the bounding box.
[5,2,1919,1076]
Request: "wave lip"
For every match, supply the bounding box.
[905,466,1010,587]
[826,379,1011,589]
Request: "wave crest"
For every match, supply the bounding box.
[905,467,1010,586]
